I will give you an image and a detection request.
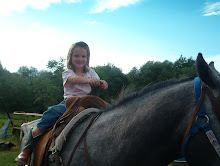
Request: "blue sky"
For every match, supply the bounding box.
[0,0,220,73]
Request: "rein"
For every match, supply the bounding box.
[67,110,103,166]
[181,77,220,158]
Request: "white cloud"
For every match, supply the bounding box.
[66,0,81,2]
[87,21,97,24]
[1,20,159,74]
[111,55,160,74]
[0,22,73,72]
[0,0,60,16]
[90,43,161,73]
[0,0,141,15]
[203,2,220,16]
[0,22,159,74]
[90,0,141,13]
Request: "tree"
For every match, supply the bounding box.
[127,67,140,90]
[174,56,196,78]
[0,61,3,71]
[32,58,65,112]
[47,57,65,74]
[0,70,35,113]
[0,64,11,113]
[127,56,196,90]
[0,55,197,114]
[33,71,63,112]
[17,66,39,84]
[93,64,128,102]
[136,60,174,89]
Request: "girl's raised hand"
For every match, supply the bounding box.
[88,79,108,90]
[100,80,108,90]
[88,78,101,87]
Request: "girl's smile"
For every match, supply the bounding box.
[71,46,87,71]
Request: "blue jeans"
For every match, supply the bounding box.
[37,99,67,130]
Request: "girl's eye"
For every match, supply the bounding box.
[82,55,87,58]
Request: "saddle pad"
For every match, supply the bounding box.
[20,119,40,140]
[19,119,41,166]
[49,107,100,153]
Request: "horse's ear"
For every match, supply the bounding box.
[209,61,219,74]
[196,53,220,88]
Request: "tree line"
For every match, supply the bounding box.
[0,55,197,114]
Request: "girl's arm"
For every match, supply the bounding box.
[67,75,101,87]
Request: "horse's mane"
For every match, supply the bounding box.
[106,77,194,112]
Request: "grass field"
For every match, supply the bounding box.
[0,113,21,166]
[0,113,188,166]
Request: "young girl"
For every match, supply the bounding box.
[15,41,108,164]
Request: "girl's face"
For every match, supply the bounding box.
[71,46,87,71]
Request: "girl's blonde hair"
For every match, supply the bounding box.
[67,41,90,72]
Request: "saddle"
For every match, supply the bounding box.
[33,95,110,166]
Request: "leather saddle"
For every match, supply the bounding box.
[32,95,109,166]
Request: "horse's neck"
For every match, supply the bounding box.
[111,81,195,136]
[96,80,195,164]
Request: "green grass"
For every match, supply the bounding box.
[0,134,21,166]
[0,113,21,166]
[0,112,42,166]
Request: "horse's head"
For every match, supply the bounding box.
[185,53,220,166]
[196,53,220,124]
[196,53,220,89]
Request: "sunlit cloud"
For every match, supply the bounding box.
[90,43,161,73]
[0,0,142,15]
[203,2,220,16]
[92,54,161,74]
[90,0,141,13]
[0,20,158,74]
[66,0,81,2]
[0,22,72,72]
[111,55,161,74]
[0,0,82,16]
[87,21,97,24]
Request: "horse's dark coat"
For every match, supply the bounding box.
[46,54,220,166]
[106,77,194,112]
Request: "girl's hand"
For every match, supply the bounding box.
[100,80,108,90]
[88,79,108,90]
[88,78,101,87]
